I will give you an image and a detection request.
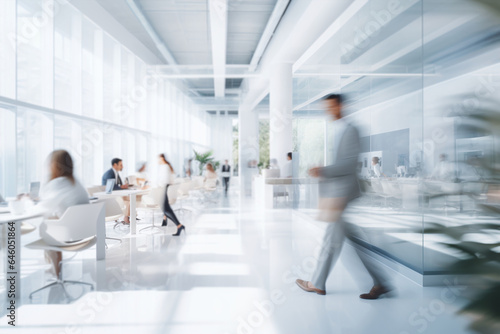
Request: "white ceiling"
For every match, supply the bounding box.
[94,0,279,100]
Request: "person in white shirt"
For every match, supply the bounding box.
[38,150,89,277]
[431,153,455,181]
[205,162,218,180]
[282,152,293,178]
[282,152,299,207]
[158,154,184,236]
[184,158,193,178]
[372,157,386,178]
[204,162,218,189]
[134,161,149,186]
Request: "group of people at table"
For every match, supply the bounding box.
[13,149,222,279]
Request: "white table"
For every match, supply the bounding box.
[0,211,44,303]
[93,189,149,235]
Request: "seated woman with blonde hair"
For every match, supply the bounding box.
[205,162,218,180]
[38,150,89,277]
[204,162,219,189]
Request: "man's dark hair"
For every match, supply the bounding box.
[324,94,343,104]
[111,158,122,166]
[287,152,292,160]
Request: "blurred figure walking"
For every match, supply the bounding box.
[221,160,231,195]
[158,154,184,236]
[296,94,393,299]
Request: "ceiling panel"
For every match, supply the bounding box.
[94,0,163,60]
[94,0,281,100]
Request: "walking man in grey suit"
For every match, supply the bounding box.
[295,94,393,299]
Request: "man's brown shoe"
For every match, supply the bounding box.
[295,279,326,295]
[359,285,393,300]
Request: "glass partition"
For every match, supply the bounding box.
[293,0,500,276]
[421,0,500,274]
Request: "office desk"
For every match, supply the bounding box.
[94,189,149,235]
[0,211,44,303]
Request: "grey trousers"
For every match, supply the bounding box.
[311,216,391,291]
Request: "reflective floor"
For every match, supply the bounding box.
[0,188,474,333]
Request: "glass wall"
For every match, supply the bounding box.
[292,0,500,275]
[0,108,16,197]
[17,0,54,108]
[16,109,54,194]
[0,0,16,99]
[0,0,212,196]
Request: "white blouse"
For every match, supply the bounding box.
[373,164,383,177]
[38,177,89,218]
[205,170,218,179]
[158,164,175,186]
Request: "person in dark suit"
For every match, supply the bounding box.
[102,158,129,191]
[221,160,231,195]
[295,94,393,299]
[102,158,130,224]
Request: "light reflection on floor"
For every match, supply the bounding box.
[0,191,474,333]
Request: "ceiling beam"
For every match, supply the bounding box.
[249,0,290,72]
[68,0,162,64]
[125,0,177,65]
[148,73,259,79]
[292,0,368,72]
[208,0,228,98]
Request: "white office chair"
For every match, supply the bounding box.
[192,176,205,189]
[25,202,105,301]
[97,198,125,246]
[201,178,219,204]
[168,183,180,209]
[111,196,129,230]
[273,185,289,207]
[371,178,392,207]
[87,185,105,196]
[188,177,206,204]
[139,184,180,232]
[127,175,137,186]
[21,222,36,235]
[175,180,194,216]
[139,186,166,233]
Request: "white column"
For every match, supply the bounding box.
[238,105,259,196]
[211,110,220,158]
[218,111,232,163]
[270,63,293,170]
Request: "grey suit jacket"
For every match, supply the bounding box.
[319,122,361,201]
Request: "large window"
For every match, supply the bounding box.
[0,108,16,197]
[54,116,83,180]
[0,0,16,99]
[82,18,103,119]
[54,4,82,114]
[17,0,54,108]
[0,0,212,195]
[16,109,54,194]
